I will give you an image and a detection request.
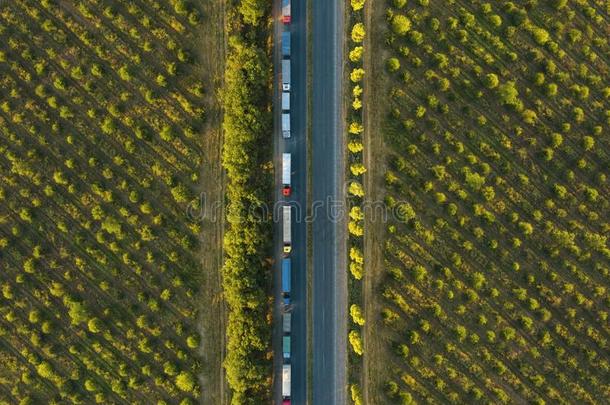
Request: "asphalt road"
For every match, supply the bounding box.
[311,0,347,404]
[273,0,307,404]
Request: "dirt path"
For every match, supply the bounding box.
[194,0,227,404]
[362,0,391,403]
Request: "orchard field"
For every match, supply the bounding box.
[366,0,609,404]
[0,0,213,403]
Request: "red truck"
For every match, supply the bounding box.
[282,0,291,24]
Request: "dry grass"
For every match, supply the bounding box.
[361,1,395,403]
[193,0,227,404]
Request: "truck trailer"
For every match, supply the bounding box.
[282,0,291,24]
[282,59,291,91]
[281,31,291,58]
[282,113,290,139]
[283,335,291,360]
[282,91,290,111]
[282,258,291,304]
[282,153,291,196]
[283,312,291,333]
[283,206,291,254]
[282,364,291,402]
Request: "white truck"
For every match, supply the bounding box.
[282,364,291,402]
[282,59,291,91]
[282,91,290,111]
[282,153,291,196]
[282,113,290,139]
[283,205,291,255]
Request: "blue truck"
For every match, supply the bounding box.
[282,31,291,58]
[282,258,291,304]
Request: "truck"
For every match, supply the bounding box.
[283,312,291,333]
[282,59,291,91]
[282,153,291,196]
[282,91,290,111]
[282,113,290,139]
[282,0,291,24]
[282,31,291,58]
[282,364,291,402]
[282,258,291,304]
[283,205,291,254]
[283,335,291,360]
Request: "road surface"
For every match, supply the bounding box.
[311,0,347,404]
[273,0,307,404]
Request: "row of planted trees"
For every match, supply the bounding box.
[378,0,608,404]
[346,1,367,404]
[0,0,206,403]
[219,1,273,404]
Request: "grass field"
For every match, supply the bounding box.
[0,0,217,403]
[366,0,609,404]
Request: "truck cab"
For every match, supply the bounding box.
[282,0,291,24]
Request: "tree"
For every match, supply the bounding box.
[348,182,365,197]
[350,68,365,82]
[349,330,364,355]
[350,247,364,264]
[484,73,499,89]
[396,202,416,221]
[84,379,98,392]
[349,46,363,62]
[386,57,400,72]
[351,23,366,43]
[174,0,189,15]
[464,170,485,190]
[350,304,365,325]
[531,27,550,45]
[350,262,363,280]
[349,220,364,237]
[175,371,195,392]
[171,183,190,203]
[583,136,595,151]
[497,81,520,106]
[66,299,89,325]
[391,15,412,36]
[238,0,268,26]
[118,65,132,81]
[351,0,365,11]
[87,318,103,333]
[350,163,367,176]
[186,335,199,349]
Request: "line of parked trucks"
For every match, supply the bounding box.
[281,1,292,404]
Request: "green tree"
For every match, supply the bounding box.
[484,73,499,89]
[351,23,366,42]
[350,304,365,326]
[386,57,401,72]
[497,81,520,106]
[238,0,268,26]
[351,0,365,11]
[87,318,103,333]
[175,371,196,392]
[349,330,364,355]
[391,15,412,35]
